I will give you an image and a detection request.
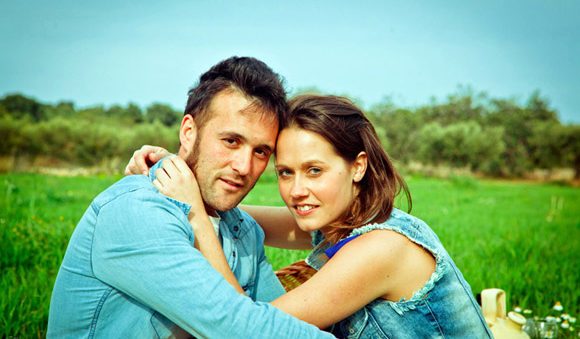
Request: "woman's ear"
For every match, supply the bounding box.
[179,114,198,156]
[352,151,368,183]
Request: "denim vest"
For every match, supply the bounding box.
[306,209,493,338]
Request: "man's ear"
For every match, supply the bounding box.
[179,114,198,155]
[352,151,368,183]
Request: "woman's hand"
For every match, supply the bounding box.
[124,145,170,176]
[152,156,206,221]
[153,156,245,294]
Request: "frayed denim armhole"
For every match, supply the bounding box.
[350,223,447,316]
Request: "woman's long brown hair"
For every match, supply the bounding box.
[284,95,412,244]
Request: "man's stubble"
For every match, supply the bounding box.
[185,129,258,213]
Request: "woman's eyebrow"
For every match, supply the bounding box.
[275,160,325,168]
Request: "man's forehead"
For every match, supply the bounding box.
[207,89,278,126]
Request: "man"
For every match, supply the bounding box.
[48,57,332,338]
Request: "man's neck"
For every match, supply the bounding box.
[205,204,219,218]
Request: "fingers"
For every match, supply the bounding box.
[152,178,163,191]
[172,157,194,177]
[155,157,186,191]
[169,157,200,190]
[161,156,180,178]
[125,158,144,176]
[125,147,152,176]
[152,156,205,214]
[154,166,171,186]
[124,160,136,176]
[124,145,171,176]
[135,145,157,175]
[148,147,170,165]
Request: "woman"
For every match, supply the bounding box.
[130,95,492,338]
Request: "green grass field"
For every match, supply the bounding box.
[1,172,579,337]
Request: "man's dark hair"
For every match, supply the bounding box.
[184,56,288,128]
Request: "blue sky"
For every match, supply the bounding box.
[1,1,579,122]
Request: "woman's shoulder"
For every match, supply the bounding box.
[342,208,441,269]
[335,229,434,290]
[343,227,437,298]
[339,229,413,266]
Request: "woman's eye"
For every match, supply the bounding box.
[308,167,321,175]
[277,169,291,177]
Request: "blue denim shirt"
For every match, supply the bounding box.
[48,162,332,338]
[307,209,493,339]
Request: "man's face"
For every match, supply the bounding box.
[185,90,278,214]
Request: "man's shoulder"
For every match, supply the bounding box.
[90,175,192,239]
[93,175,159,210]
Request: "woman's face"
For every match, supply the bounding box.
[275,127,361,233]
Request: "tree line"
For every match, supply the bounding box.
[0,91,578,179]
[367,89,579,179]
[0,94,180,170]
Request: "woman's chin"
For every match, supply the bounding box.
[297,222,321,233]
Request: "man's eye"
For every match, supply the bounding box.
[224,138,238,146]
[255,149,269,158]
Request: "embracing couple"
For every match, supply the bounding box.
[48,57,492,338]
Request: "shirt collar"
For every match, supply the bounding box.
[148,157,166,182]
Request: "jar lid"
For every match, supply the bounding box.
[508,311,527,325]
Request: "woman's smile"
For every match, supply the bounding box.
[276,126,358,232]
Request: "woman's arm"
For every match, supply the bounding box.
[188,213,245,295]
[147,153,437,329]
[240,205,312,250]
[271,230,436,329]
[125,145,312,250]
[153,156,245,294]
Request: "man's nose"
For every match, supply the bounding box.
[231,150,252,176]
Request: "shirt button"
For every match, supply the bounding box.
[233,225,239,232]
